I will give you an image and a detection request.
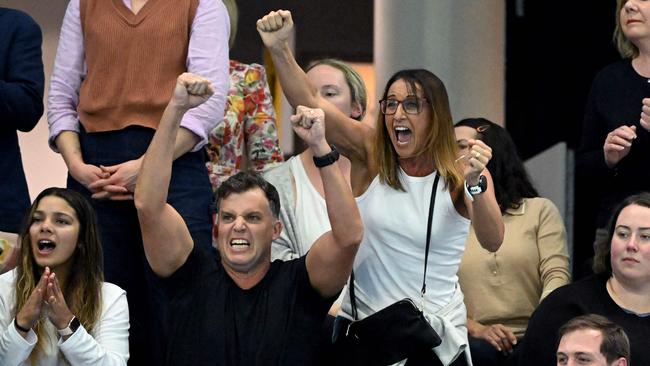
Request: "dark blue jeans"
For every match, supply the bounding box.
[68,125,214,366]
[469,336,519,366]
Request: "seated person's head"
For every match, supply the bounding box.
[306,59,367,120]
[593,192,650,277]
[17,187,104,356]
[214,172,282,273]
[454,118,538,212]
[556,314,629,366]
[20,187,103,280]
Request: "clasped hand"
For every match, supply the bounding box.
[84,73,214,200]
[15,267,74,333]
[475,323,517,354]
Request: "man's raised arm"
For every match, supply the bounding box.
[292,106,364,298]
[134,73,214,277]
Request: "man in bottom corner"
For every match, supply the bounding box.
[556,314,630,366]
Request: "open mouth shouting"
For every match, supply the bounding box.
[37,239,57,255]
[395,126,412,145]
[229,238,251,252]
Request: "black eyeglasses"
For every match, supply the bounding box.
[379,96,428,115]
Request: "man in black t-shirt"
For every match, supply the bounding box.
[134,73,363,365]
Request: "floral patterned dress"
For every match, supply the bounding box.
[206,60,283,190]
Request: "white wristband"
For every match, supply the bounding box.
[464,181,474,202]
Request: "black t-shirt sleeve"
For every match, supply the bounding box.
[292,256,340,309]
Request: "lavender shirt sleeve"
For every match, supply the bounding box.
[47,0,84,152]
[47,0,230,152]
[182,0,230,151]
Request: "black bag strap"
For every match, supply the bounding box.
[349,173,440,320]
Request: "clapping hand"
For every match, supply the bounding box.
[15,267,50,334]
[640,98,650,131]
[44,272,74,331]
[604,125,636,168]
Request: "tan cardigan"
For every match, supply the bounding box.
[458,197,571,338]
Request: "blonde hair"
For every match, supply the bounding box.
[15,188,103,362]
[614,0,639,58]
[306,59,368,120]
[375,69,463,192]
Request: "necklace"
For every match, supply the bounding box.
[607,278,650,315]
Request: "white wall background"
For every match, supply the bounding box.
[375,0,505,125]
[5,0,69,199]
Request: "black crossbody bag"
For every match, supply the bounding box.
[334,174,442,365]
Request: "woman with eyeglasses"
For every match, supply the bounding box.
[258,10,503,366]
[455,118,571,366]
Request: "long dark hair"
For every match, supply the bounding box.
[455,118,538,212]
[16,187,104,361]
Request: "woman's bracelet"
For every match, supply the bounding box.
[14,318,31,333]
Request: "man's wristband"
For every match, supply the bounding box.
[14,318,30,333]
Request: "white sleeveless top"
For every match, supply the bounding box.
[340,170,470,320]
[292,156,332,249]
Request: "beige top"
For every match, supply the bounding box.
[458,197,570,338]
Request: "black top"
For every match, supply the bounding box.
[0,8,44,232]
[162,247,334,366]
[518,273,650,366]
[577,59,650,227]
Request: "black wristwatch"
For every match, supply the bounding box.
[466,175,487,196]
[57,316,81,337]
[313,145,340,168]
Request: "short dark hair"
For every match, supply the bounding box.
[455,118,538,212]
[558,314,630,364]
[593,192,650,274]
[215,171,280,218]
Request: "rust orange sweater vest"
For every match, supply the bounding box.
[78,0,199,132]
